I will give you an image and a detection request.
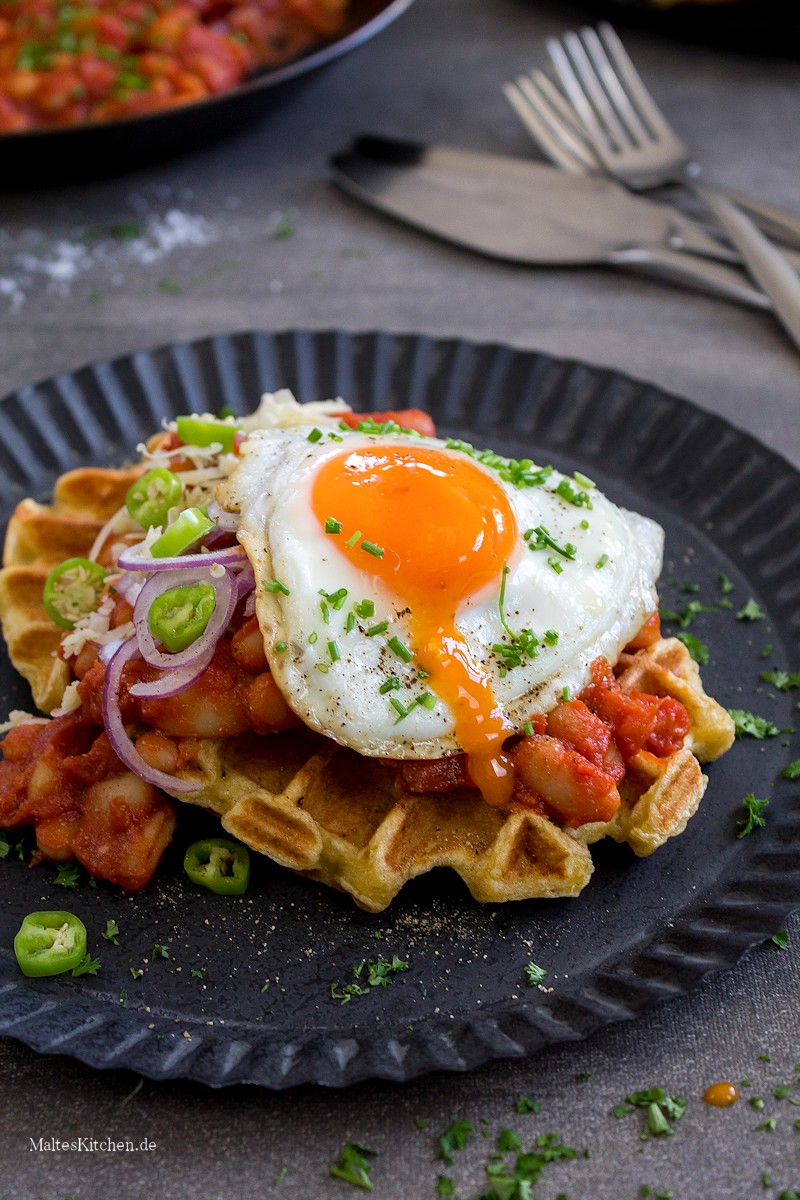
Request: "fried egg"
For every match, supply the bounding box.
[220,417,662,805]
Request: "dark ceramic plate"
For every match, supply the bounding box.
[0,0,415,186]
[0,329,798,1089]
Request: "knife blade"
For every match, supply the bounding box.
[331,137,771,311]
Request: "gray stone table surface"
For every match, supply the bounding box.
[0,1,799,1197]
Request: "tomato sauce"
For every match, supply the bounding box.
[0,0,351,131]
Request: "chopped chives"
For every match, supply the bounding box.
[547,557,564,575]
[316,662,329,673]
[573,471,595,489]
[543,629,559,645]
[390,697,409,718]
[366,621,389,636]
[388,636,414,662]
[275,641,287,653]
[264,579,290,595]
[354,599,375,619]
[379,677,401,694]
[522,720,534,737]
[561,686,570,702]
[320,601,330,624]
[418,692,436,710]
[308,632,318,645]
[346,530,362,548]
[325,517,342,534]
[580,519,589,530]
[346,612,355,633]
[328,640,341,662]
[319,587,348,610]
[307,427,323,443]
[361,541,384,559]
[596,554,609,569]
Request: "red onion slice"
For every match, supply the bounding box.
[133,568,236,671]
[102,637,202,794]
[236,562,255,600]
[117,543,247,573]
[128,650,215,699]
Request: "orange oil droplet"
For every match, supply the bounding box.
[704,1081,738,1107]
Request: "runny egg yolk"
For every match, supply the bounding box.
[312,445,519,805]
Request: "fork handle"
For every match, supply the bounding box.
[699,182,800,251]
[610,244,771,311]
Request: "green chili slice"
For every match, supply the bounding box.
[183,838,250,895]
[14,911,87,977]
[175,415,241,453]
[148,582,216,652]
[42,557,108,629]
[125,467,183,530]
[149,507,214,558]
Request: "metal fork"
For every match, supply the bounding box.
[503,70,800,275]
[544,22,800,249]
[508,25,800,349]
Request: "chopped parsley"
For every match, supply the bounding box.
[612,1088,687,1139]
[761,668,800,691]
[438,1119,473,1165]
[523,961,548,987]
[737,793,769,838]
[52,863,81,889]
[435,1177,455,1198]
[660,600,715,629]
[329,1141,376,1190]
[330,955,409,1004]
[192,968,205,979]
[101,919,120,945]
[516,1096,542,1114]
[675,632,709,665]
[130,966,143,980]
[152,943,170,960]
[729,709,780,739]
[72,954,101,978]
[737,598,765,622]
[718,573,735,596]
[771,930,790,949]
[481,1130,577,1194]
[781,760,800,780]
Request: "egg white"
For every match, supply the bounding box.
[219,422,663,758]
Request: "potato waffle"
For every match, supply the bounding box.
[0,466,142,713]
[0,464,735,911]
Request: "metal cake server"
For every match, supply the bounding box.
[331,137,771,311]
